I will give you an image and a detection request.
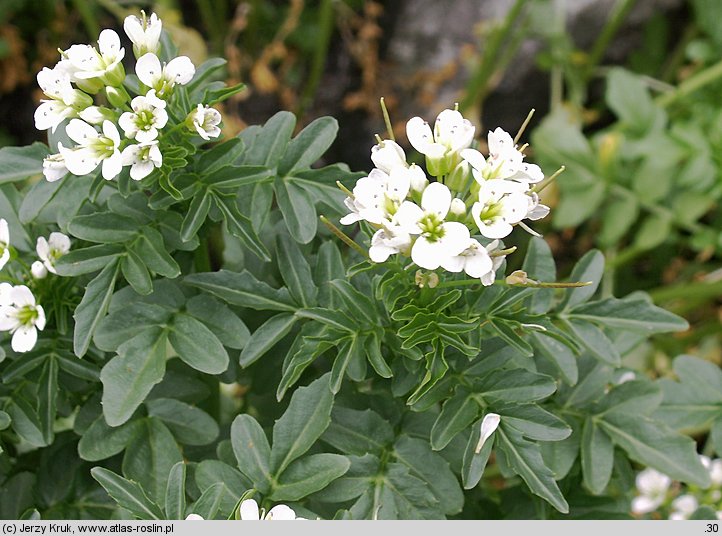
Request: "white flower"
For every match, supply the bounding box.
[31,261,48,279]
[475,413,500,453]
[78,106,113,125]
[631,468,671,514]
[406,109,475,159]
[34,66,91,132]
[393,182,471,270]
[64,30,125,85]
[471,179,529,239]
[189,104,222,140]
[36,232,71,274]
[440,239,493,280]
[42,150,69,183]
[185,514,204,521]
[340,167,411,226]
[369,227,412,263]
[0,285,46,353]
[701,455,722,487]
[60,119,122,180]
[121,141,162,181]
[136,53,195,98]
[480,240,507,286]
[371,140,407,174]
[0,219,10,271]
[119,90,168,142]
[462,134,543,184]
[239,499,300,521]
[124,11,163,58]
[669,494,698,520]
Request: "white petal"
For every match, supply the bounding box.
[408,164,428,192]
[66,118,98,145]
[130,160,154,181]
[35,305,46,330]
[631,495,660,515]
[135,53,162,87]
[0,218,8,244]
[406,116,434,154]
[476,413,500,453]
[439,254,465,273]
[386,166,411,202]
[464,244,493,279]
[438,222,470,256]
[0,249,8,271]
[34,101,65,131]
[185,514,204,521]
[123,15,145,45]
[98,29,121,57]
[103,121,121,146]
[12,325,37,353]
[411,237,444,270]
[118,112,137,137]
[460,148,487,172]
[102,152,123,180]
[267,505,296,521]
[239,499,260,521]
[11,285,35,307]
[500,193,529,224]
[487,127,514,159]
[165,56,195,85]
[479,219,513,239]
[392,201,424,233]
[0,284,13,306]
[36,236,50,261]
[371,140,406,173]
[420,182,452,218]
[48,232,71,254]
[0,306,18,330]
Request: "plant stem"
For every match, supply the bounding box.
[71,0,100,40]
[584,0,637,82]
[320,215,369,258]
[298,0,334,118]
[647,278,722,304]
[656,57,722,108]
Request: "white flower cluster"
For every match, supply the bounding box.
[0,218,71,352]
[632,456,722,520]
[36,11,222,183]
[186,498,304,521]
[340,108,549,285]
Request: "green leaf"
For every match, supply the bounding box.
[37,356,58,445]
[278,116,338,174]
[0,143,48,182]
[186,294,249,350]
[164,462,186,520]
[94,303,173,352]
[499,405,572,441]
[276,233,317,307]
[6,397,46,447]
[169,313,229,374]
[599,194,639,247]
[430,389,478,450]
[195,460,250,499]
[270,453,350,501]
[100,327,167,426]
[606,67,659,131]
[230,414,272,493]
[567,319,620,366]
[244,111,295,166]
[185,269,297,312]
[330,336,360,393]
[54,244,124,277]
[559,250,604,310]
[191,482,231,520]
[90,467,163,520]
[274,177,317,244]
[68,212,139,243]
[135,227,181,278]
[569,296,689,333]
[204,165,273,189]
[581,417,614,495]
[531,332,578,385]
[213,193,271,261]
[0,410,10,430]
[122,249,153,296]
[365,331,393,379]
[462,418,494,490]
[181,190,211,242]
[295,307,357,332]
[122,418,183,504]
[594,380,662,417]
[393,435,464,515]
[598,413,710,486]
[195,137,243,174]
[472,369,557,404]
[239,313,297,367]
[146,398,219,446]
[329,280,377,325]
[497,426,569,513]
[78,416,140,461]
[633,213,672,250]
[270,373,334,474]
[73,261,120,357]
[322,406,394,456]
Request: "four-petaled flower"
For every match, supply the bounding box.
[631,468,671,514]
[189,104,222,140]
[406,109,475,175]
[124,11,163,59]
[471,179,529,239]
[119,90,168,142]
[34,67,91,132]
[239,499,302,521]
[63,29,125,86]
[121,141,163,181]
[36,232,71,274]
[136,53,195,98]
[0,285,46,353]
[60,119,123,180]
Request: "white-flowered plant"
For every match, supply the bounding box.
[338,107,551,286]
[239,499,302,521]
[631,468,672,515]
[36,11,221,184]
[0,284,46,353]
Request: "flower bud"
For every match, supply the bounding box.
[68,89,94,110]
[408,164,428,192]
[371,140,407,173]
[106,85,130,108]
[505,269,529,285]
[103,62,126,88]
[423,144,448,178]
[449,198,466,217]
[78,106,115,125]
[74,77,105,95]
[31,261,48,279]
[446,160,469,192]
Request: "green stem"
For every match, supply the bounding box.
[656,57,722,108]
[320,215,369,259]
[298,0,333,118]
[584,0,637,82]
[459,0,529,113]
[71,0,100,40]
[195,0,224,55]
[647,278,722,304]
